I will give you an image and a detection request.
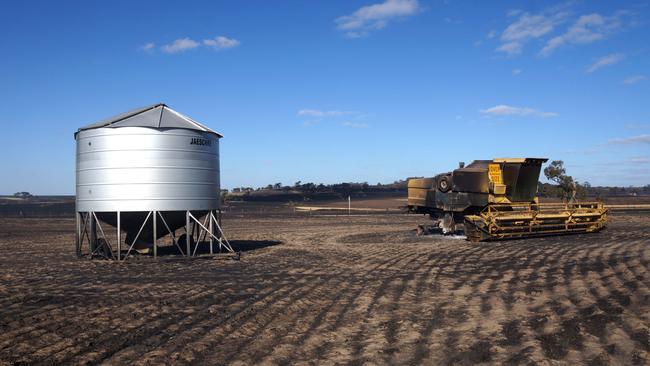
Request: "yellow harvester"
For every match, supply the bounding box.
[407,158,608,242]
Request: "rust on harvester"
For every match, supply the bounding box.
[407,158,608,242]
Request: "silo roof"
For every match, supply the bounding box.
[75,103,223,138]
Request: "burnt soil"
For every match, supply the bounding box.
[0,212,649,365]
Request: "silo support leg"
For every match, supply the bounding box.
[117,211,121,261]
[186,211,191,257]
[89,212,97,253]
[153,210,157,259]
[78,213,89,257]
[123,211,152,259]
[91,212,115,259]
[189,212,235,255]
[190,214,210,257]
[75,212,81,257]
[158,212,184,256]
[209,210,214,255]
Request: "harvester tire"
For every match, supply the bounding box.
[437,175,452,192]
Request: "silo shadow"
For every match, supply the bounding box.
[151,239,282,257]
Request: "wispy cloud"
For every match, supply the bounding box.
[540,11,631,56]
[160,38,200,54]
[298,109,357,117]
[151,35,240,54]
[609,134,650,145]
[586,53,624,73]
[495,7,634,57]
[496,8,568,55]
[480,104,558,118]
[625,123,650,130]
[203,36,240,50]
[140,42,155,53]
[341,121,369,128]
[335,0,420,38]
[298,108,368,128]
[512,68,522,75]
[623,75,646,85]
[627,157,650,164]
[443,17,462,25]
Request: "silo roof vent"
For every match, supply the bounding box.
[75,103,223,138]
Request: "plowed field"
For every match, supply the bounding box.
[1,212,649,365]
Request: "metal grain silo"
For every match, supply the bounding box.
[74,104,235,260]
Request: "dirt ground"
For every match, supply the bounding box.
[0,212,649,365]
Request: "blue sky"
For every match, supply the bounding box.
[1,0,648,194]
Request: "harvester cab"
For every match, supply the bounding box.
[407,158,608,242]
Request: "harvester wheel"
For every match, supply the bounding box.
[441,213,455,234]
[437,175,452,192]
[464,217,489,242]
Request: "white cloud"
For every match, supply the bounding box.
[299,108,368,128]
[444,17,462,25]
[335,0,420,38]
[497,42,523,55]
[160,38,200,54]
[540,12,629,56]
[623,75,646,85]
[154,35,240,55]
[625,123,650,130]
[496,10,568,55]
[628,157,650,164]
[609,135,650,145]
[298,109,325,117]
[495,7,634,57]
[506,9,524,17]
[203,36,240,50]
[512,68,522,75]
[341,121,369,128]
[298,109,357,117]
[141,42,155,53]
[586,53,624,73]
[480,104,558,118]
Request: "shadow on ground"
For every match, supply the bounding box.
[115,240,283,258]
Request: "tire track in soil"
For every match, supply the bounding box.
[1,214,648,365]
[95,271,321,365]
[334,243,434,364]
[261,252,428,365]
[130,235,414,365]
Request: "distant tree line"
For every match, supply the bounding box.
[538,182,650,199]
[227,180,408,202]
[539,160,649,200]
[231,180,408,194]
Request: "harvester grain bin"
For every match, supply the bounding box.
[74,103,234,259]
[407,158,608,242]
